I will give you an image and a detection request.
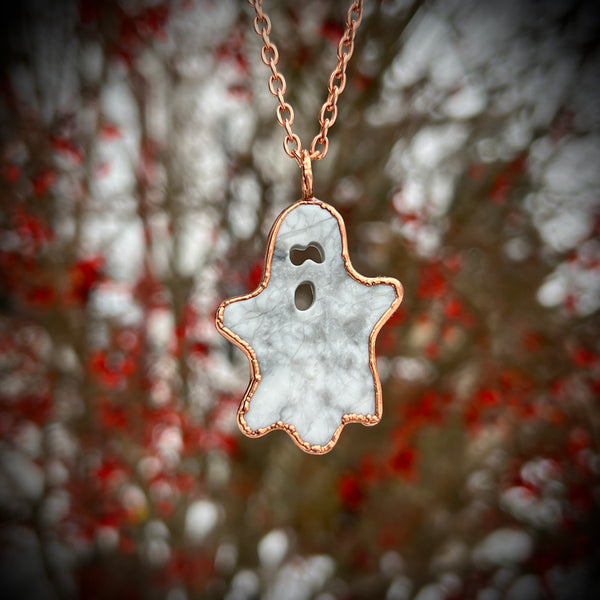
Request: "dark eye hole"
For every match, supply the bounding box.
[290,243,324,266]
[294,282,315,311]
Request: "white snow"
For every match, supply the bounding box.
[265,555,335,600]
[473,528,533,567]
[258,529,289,569]
[184,500,221,545]
[442,84,487,119]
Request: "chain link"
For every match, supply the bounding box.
[248,0,363,165]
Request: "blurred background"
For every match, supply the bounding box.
[1,0,599,598]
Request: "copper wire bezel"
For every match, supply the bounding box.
[215,198,403,455]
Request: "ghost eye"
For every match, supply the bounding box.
[294,282,315,311]
[290,243,324,266]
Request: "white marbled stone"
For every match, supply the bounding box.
[221,201,401,450]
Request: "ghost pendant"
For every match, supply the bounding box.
[216,198,403,454]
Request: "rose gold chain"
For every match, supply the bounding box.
[248,0,363,169]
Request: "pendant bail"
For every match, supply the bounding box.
[301,150,314,200]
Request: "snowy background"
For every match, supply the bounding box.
[0,0,599,598]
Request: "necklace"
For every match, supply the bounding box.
[216,0,403,455]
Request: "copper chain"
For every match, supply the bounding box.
[248,0,363,166]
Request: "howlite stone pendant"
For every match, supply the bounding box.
[216,199,403,454]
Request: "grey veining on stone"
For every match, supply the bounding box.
[221,201,401,449]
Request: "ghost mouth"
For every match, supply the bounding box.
[294,281,315,310]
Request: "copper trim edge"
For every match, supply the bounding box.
[215,198,404,455]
